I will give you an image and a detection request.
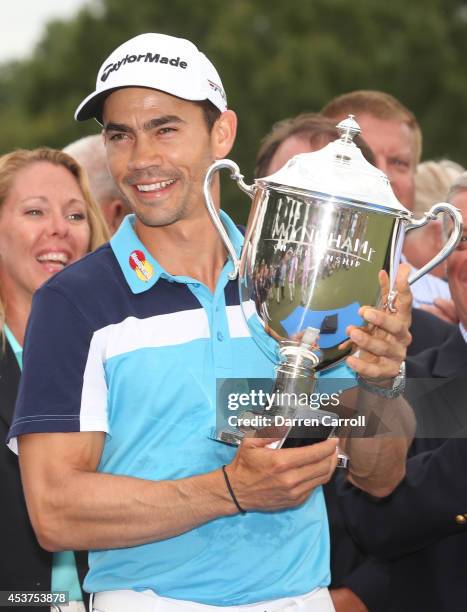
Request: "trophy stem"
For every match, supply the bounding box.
[272,348,349,467]
[276,351,319,381]
[276,325,321,384]
[262,338,321,449]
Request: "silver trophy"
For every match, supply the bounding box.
[205,116,463,447]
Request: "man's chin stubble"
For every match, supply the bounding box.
[135,207,185,228]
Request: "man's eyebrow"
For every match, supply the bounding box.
[103,116,185,134]
[143,115,185,131]
[103,122,132,133]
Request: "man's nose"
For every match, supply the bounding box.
[128,135,163,172]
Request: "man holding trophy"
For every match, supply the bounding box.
[9,33,422,612]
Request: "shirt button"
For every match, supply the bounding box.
[455,514,466,524]
[217,331,224,341]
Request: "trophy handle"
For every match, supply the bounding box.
[203,159,255,280]
[405,202,463,286]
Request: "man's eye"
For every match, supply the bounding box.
[391,158,410,169]
[109,133,128,142]
[158,127,176,135]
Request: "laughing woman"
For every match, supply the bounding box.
[0,148,109,611]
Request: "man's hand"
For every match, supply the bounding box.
[330,587,369,612]
[335,264,415,497]
[18,431,338,551]
[344,263,412,380]
[226,437,339,512]
[420,298,459,324]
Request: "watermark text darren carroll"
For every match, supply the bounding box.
[227,414,366,429]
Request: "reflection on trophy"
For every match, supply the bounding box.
[204,116,463,447]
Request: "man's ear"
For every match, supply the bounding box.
[103,199,129,234]
[211,110,237,159]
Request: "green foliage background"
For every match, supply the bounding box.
[1,0,467,221]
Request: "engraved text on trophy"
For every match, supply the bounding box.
[268,195,375,269]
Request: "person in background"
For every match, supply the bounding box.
[414,160,464,217]
[336,172,467,611]
[0,148,109,612]
[444,173,467,333]
[408,159,464,279]
[64,135,131,234]
[255,112,376,177]
[322,90,457,321]
[408,159,464,322]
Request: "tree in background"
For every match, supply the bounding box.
[1,0,466,221]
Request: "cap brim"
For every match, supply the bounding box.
[75,85,164,124]
[75,88,122,124]
[75,84,226,124]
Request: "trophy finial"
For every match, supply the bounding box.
[336,114,361,145]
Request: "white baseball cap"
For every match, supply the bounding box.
[75,33,227,123]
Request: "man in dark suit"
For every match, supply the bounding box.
[406,307,455,356]
[329,329,467,612]
[332,174,467,612]
[0,341,89,611]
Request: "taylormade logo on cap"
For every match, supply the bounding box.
[75,33,227,123]
[101,51,189,83]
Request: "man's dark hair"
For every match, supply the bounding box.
[196,99,222,132]
[255,112,375,178]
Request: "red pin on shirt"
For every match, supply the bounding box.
[129,250,153,282]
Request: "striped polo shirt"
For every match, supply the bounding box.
[9,212,351,605]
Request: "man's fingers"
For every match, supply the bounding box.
[346,354,400,379]
[378,269,390,304]
[289,450,339,497]
[393,263,413,314]
[267,437,339,471]
[338,337,354,351]
[348,327,407,360]
[239,435,339,469]
[341,265,411,380]
[240,436,281,449]
[395,262,412,291]
[358,308,411,343]
[285,450,338,488]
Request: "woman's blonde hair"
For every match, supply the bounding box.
[0,147,110,336]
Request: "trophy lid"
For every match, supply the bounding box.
[259,115,410,214]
